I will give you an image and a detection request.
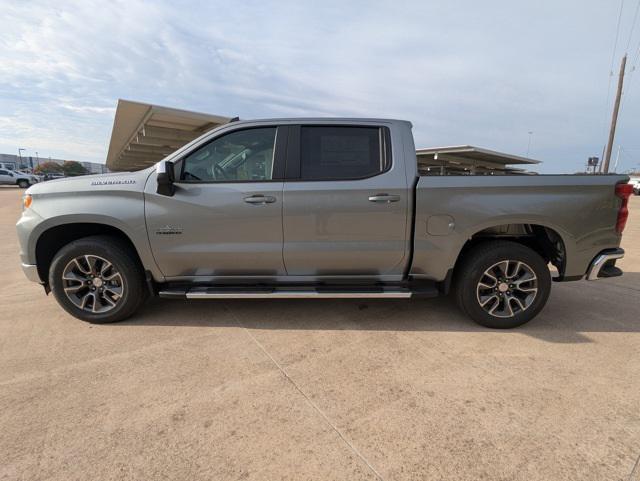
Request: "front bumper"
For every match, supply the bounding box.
[586,248,625,281]
[21,263,42,283]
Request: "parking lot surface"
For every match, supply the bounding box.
[1,186,639,481]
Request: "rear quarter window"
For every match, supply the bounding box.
[299,126,388,180]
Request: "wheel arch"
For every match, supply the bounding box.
[451,222,568,284]
[35,222,146,285]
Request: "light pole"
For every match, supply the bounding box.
[612,145,622,173]
[18,148,26,169]
[603,55,627,173]
[526,131,534,158]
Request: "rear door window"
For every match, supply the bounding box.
[299,126,388,180]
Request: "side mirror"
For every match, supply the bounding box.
[157,161,175,196]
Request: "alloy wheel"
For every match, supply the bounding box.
[61,255,125,313]
[475,260,538,318]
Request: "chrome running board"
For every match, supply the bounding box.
[159,286,417,299]
[186,290,412,299]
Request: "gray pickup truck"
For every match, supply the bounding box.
[16,118,632,328]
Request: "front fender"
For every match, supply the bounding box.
[17,189,164,282]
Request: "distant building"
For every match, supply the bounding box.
[0,153,19,170]
[80,162,108,174]
[0,153,108,174]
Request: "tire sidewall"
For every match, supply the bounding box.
[49,238,144,323]
[458,243,551,329]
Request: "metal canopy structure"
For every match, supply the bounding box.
[416,145,540,175]
[105,101,541,175]
[106,99,232,171]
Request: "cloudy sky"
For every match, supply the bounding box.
[1,0,639,173]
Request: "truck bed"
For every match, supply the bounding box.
[410,174,628,282]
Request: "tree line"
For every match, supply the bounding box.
[33,161,88,177]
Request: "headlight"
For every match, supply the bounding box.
[23,194,32,210]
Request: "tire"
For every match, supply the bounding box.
[17,179,29,188]
[454,241,551,329]
[49,236,147,323]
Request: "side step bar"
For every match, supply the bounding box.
[188,290,412,299]
[159,285,438,300]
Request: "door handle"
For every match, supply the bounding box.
[244,195,276,204]
[368,193,400,203]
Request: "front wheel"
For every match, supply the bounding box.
[49,236,147,323]
[17,179,30,188]
[454,241,551,329]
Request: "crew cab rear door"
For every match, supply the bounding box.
[282,123,410,277]
[144,125,287,278]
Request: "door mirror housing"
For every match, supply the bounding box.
[157,160,176,196]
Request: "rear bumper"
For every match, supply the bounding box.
[21,263,42,283]
[586,248,624,281]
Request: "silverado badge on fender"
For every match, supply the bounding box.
[90,179,136,186]
[155,225,183,235]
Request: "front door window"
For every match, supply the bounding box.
[181,127,277,182]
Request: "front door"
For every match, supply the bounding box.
[145,126,286,278]
[282,125,410,277]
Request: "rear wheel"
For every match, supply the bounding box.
[49,236,147,323]
[17,179,29,188]
[454,241,551,328]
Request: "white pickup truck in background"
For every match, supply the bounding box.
[0,167,39,188]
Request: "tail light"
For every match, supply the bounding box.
[615,183,633,234]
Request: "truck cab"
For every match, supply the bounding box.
[145,119,412,280]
